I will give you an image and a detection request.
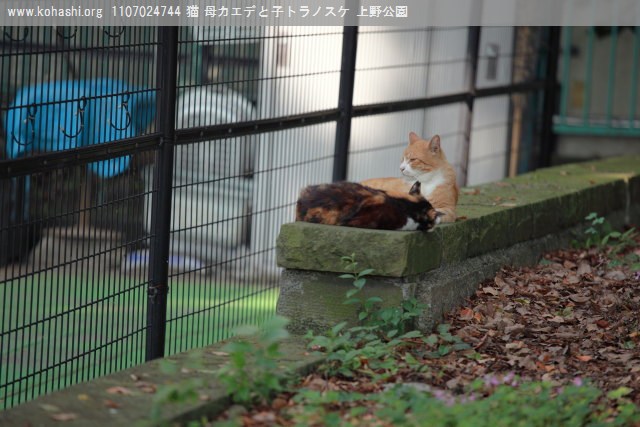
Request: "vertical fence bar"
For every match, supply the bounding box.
[507,27,522,178]
[583,26,595,125]
[629,27,640,125]
[605,26,618,125]
[460,26,481,186]
[539,26,561,168]
[332,25,359,182]
[145,27,179,362]
[559,26,572,123]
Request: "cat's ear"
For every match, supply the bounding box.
[409,181,421,195]
[429,135,441,154]
[408,132,421,145]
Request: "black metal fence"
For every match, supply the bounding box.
[0,26,559,408]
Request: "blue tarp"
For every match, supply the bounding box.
[5,78,156,177]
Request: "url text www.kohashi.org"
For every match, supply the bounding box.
[6,5,103,18]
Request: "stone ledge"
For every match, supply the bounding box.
[277,155,640,277]
[276,156,640,336]
[277,222,440,277]
[0,338,322,427]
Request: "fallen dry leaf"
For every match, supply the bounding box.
[569,294,590,304]
[103,399,121,409]
[50,413,78,422]
[106,386,133,395]
[577,261,592,276]
[458,308,475,321]
[252,411,276,423]
[482,286,499,296]
[605,270,626,281]
[136,382,157,394]
[271,397,288,410]
[494,276,507,288]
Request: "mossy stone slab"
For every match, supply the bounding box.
[277,156,640,279]
[276,222,441,277]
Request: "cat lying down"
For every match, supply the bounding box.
[362,132,458,223]
[296,181,442,232]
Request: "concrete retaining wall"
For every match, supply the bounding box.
[277,156,640,333]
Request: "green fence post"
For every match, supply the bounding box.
[559,27,573,124]
[629,27,640,125]
[583,27,595,125]
[606,26,619,126]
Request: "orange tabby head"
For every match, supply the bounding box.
[399,132,447,179]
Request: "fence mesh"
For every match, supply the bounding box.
[1,25,555,408]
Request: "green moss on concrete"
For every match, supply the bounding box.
[529,195,565,237]
[630,175,640,222]
[575,156,640,175]
[435,221,470,264]
[277,156,640,278]
[277,222,440,277]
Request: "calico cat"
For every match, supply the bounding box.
[296,181,441,231]
[362,132,459,223]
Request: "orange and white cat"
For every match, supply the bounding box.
[362,132,458,223]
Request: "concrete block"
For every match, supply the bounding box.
[276,156,640,336]
[277,222,441,277]
[277,269,415,335]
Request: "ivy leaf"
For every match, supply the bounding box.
[359,268,375,276]
[607,387,633,400]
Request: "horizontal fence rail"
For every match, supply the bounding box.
[0,79,549,179]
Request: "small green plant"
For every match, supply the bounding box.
[146,318,292,425]
[583,211,608,248]
[146,352,207,426]
[306,255,469,382]
[420,323,471,359]
[303,255,420,380]
[387,380,639,427]
[217,315,292,406]
[339,254,424,337]
[581,212,637,253]
[287,377,640,427]
[146,315,294,424]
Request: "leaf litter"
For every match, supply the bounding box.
[217,237,640,426]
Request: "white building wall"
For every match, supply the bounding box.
[468,27,514,186]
